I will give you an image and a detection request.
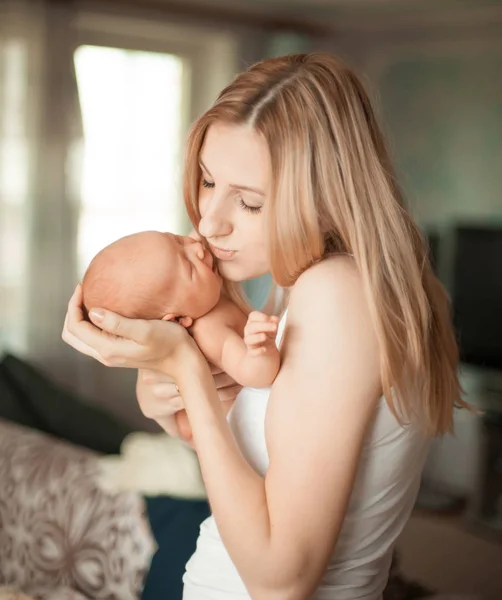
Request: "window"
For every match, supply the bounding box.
[0,38,29,351]
[74,45,186,276]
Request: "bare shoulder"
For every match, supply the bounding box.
[279,254,380,390]
[263,257,382,596]
[288,255,369,328]
[294,254,360,289]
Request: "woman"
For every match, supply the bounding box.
[63,53,465,599]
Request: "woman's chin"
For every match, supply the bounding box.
[217,262,268,283]
[216,262,246,282]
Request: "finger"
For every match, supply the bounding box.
[213,370,236,388]
[141,369,174,384]
[245,332,268,346]
[249,347,267,357]
[209,362,225,376]
[80,309,160,364]
[62,313,101,360]
[68,320,138,365]
[138,394,183,419]
[247,311,270,323]
[151,384,183,406]
[244,322,278,336]
[140,369,157,383]
[69,284,84,316]
[66,286,114,347]
[88,309,149,344]
[217,384,242,403]
[63,329,100,360]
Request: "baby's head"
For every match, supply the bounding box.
[82,231,221,322]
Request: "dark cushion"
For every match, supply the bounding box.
[142,496,210,600]
[0,353,133,454]
[0,362,45,431]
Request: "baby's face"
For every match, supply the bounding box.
[160,233,221,319]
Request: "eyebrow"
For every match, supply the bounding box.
[199,158,265,197]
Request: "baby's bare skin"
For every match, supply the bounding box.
[82,231,280,396]
[82,231,220,322]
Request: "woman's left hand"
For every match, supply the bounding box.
[62,284,200,376]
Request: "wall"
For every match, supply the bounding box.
[59,18,320,429]
[327,6,502,496]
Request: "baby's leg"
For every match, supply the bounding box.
[174,400,236,445]
[175,409,193,442]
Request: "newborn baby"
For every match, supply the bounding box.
[82,231,280,391]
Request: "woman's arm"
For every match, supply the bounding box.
[176,257,382,600]
[136,367,241,441]
[61,259,380,599]
[136,369,184,437]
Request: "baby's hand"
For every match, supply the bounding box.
[244,311,280,357]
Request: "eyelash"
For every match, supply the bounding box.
[238,199,262,214]
[201,178,262,214]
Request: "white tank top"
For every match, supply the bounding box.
[183,310,430,600]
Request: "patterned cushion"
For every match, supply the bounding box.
[0,420,155,599]
[0,587,90,600]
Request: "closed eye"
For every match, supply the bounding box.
[202,178,215,189]
[238,198,262,214]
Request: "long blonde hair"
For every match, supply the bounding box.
[183,52,466,436]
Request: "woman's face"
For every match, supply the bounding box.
[197,122,271,282]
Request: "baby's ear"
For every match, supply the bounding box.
[178,316,193,328]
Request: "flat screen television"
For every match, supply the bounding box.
[426,231,440,272]
[451,225,502,371]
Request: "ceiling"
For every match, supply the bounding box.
[96,0,502,35]
[170,0,502,17]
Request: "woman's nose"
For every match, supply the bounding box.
[198,197,233,240]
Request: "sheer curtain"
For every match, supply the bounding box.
[0,5,315,427]
[0,0,242,428]
[0,0,84,385]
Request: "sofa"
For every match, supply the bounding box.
[0,352,440,600]
[0,418,154,598]
[0,353,211,599]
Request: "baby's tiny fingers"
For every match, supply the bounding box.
[249,346,268,356]
[247,311,270,323]
[245,322,278,336]
[245,332,268,347]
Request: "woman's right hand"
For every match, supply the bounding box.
[136,365,241,440]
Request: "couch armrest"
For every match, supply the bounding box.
[0,419,155,600]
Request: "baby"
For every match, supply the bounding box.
[82,230,280,391]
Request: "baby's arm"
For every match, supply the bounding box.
[220,311,280,388]
[192,300,280,389]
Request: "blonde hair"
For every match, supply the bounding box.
[183,52,467,436]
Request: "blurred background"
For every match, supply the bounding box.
[0,0,501,598]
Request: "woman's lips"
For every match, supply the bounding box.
[208,244,236,261]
